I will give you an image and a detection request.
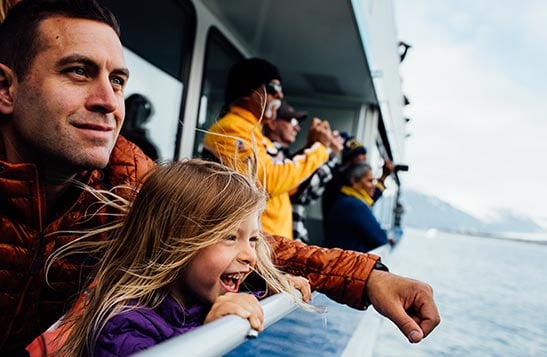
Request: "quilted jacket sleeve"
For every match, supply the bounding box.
[266,234,379,310]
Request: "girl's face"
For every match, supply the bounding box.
[179,212,260,305]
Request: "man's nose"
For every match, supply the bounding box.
[87,77,118,114]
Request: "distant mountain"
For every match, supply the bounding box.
[400,190,544,234]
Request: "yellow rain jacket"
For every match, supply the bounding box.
[203,106,329,238]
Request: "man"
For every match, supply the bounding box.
[203,58,333,239]
[262,101,309,157]
[0,0,155,353]
[0,1,438,354]
[262,101,343,242]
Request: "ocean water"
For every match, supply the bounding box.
[374,228,547,357]
[227,228,547,356]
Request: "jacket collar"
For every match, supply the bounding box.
[230,105,263,127]
[341,185,374,206]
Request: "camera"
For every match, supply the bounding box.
[394,164,409,172]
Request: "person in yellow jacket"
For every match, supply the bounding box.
[203,58,333,238]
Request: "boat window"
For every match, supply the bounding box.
[98,0,196,161]
[192,27,244,157]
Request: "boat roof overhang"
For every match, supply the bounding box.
[200,0,379,106]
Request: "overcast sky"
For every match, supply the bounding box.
[393,0,547,225]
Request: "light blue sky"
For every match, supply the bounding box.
[394,0,547,225]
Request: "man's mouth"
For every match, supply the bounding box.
[73,123,113,131]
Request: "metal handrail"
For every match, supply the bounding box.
[133,291,306,357]
[134,242,398,356]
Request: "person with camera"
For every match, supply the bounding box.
[202,58,334,239]
[262,101,344,242]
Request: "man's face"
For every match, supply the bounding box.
[7,16,128,171]
[263,79,283,119]
[273,117,301,146]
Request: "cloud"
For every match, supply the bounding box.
[395,0,547,220]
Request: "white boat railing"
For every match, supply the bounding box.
[133,242,397,356]
[132,290,307,357]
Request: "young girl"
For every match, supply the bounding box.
[52,159,311,357]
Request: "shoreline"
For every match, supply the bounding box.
[409,227,547,246]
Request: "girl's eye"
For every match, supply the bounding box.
[225,235,237,241]
[249,236,259,247]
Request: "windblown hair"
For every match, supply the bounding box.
[0,0,119,80]
[54,159,302,356]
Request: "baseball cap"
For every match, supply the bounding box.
[276,102,307,122]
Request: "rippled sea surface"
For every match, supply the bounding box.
[228,228,547,356]
[374,228,547,357]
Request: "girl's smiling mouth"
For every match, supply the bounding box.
[220,272,248,293]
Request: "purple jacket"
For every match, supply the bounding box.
[95,296,208,357]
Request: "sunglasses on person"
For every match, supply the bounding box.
[278,117,300,127]
[277,117,300,126]
[265,81,283,95]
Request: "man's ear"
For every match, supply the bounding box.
[0,63,16,115]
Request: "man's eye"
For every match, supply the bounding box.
[70,67,87,76]
[111,76,125,86]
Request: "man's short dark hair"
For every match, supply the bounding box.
[0,0,120,80]
[224,57,281,107]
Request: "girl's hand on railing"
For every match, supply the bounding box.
[285,274,312,302]
[205,293,265,331]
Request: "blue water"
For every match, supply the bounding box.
[374,228,547,356]
[227,228,547,356]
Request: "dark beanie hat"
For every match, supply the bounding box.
[342,136,367,164]
[224,58,281,106]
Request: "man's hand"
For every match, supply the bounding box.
[329,130,344,155]
[306,118,331,147]
[205,293,265,331]
[366,270,440,343]
[380,160,395,181]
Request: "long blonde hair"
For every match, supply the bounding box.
[55,159,300,356]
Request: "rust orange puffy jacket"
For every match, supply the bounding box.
[0,136,155,354]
